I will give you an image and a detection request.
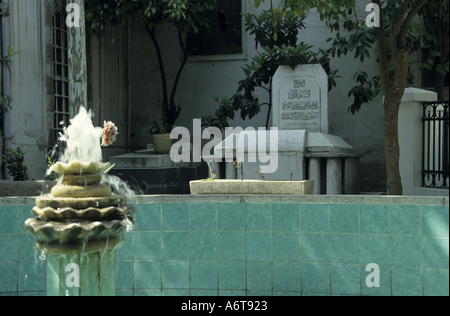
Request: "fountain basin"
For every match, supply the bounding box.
[24,217,131,244]
[36,194,127,209]
[31,205,135,221]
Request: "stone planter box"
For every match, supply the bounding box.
[190,179,314,195]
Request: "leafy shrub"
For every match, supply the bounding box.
[3,147,29,181]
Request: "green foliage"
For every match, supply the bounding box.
[234,159,244,181]
[202,1,338,129]
[85,0,216,36]
[45,157,59,181]
[1,45,19,125]
[3,147,29,181]
[206,162,216,181]
[252,0,448,112]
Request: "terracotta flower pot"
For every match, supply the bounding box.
[151,133,172,154]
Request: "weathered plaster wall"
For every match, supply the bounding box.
[8,0,48,180]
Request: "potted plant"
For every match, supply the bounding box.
[141,102,174,154]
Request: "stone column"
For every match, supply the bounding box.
[344,157,359,194]
[67,0,87,116]
[47,250,116,296]
[326,158,341,195]
[308,157,321,194]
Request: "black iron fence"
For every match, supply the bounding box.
[422,100,449,189]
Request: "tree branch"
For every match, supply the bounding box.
[397,0,428,48]
[146,24,168,105]
[372,0,390,94]
[390,0,410,56]
[170,31,189,108]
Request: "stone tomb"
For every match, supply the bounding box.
[272,64,328,133]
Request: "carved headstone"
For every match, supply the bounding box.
[272,64,328,133]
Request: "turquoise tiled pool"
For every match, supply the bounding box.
[0,195,448,296]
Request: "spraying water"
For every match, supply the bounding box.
[57,107,104,164]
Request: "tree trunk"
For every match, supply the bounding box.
[383,96,403,195]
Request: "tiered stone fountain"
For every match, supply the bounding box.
[24,108,135,296]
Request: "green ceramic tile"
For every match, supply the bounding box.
[301,233,329,263]
[190,231,217,260]
[0,235,17,263]
[161,203,189,231]
[0,206,17,234]
[162,232,189,260]
[361,264,391,296]
[116,261,133,289]
[273,261,301,292]
[390,205,421,236]
[360,235,390,266]
[18,262,46,292]
[163,289,189,296]
[190,260,217,290]
[218,203,245,231]
[116,232,133,260]
[421,205,449,237]
[272,203,300,232]
[247,261,272,291]
[273,291,301,296]
[247,232,271,261]
[134,232,161,260]
[219,290,246,296]
[246,203,271,232]
[133,203,161,231]
[218,261,246,290]
[134,289,161,296]
[191,289,218,296]
[272,233,300,262]
[359,204,389,235]
[330,234,359,264]
[391,236,421,268]
[422,237,449,269]
[302,292,330,296]
[300,204,329,233]
[18,291,46,296]
[247,290,272,296]
[218,232,245,260]
[116,289,133,296]
[190,203,217,231]
[330,204,359,233]
[391,236,422,267]
[162,260,189,289]
[134,261,162,289]
[331,264,360,295]
[18,233,41,263]
[18,205,33,234]
[423,269,449,296]
[301,263,330,294]
[0,263,17,292]
[391,267,422,296]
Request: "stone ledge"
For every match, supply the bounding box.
[0,180,56,197]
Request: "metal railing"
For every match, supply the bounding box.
[422,100,449,189]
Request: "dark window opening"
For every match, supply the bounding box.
[187,0,242,56]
